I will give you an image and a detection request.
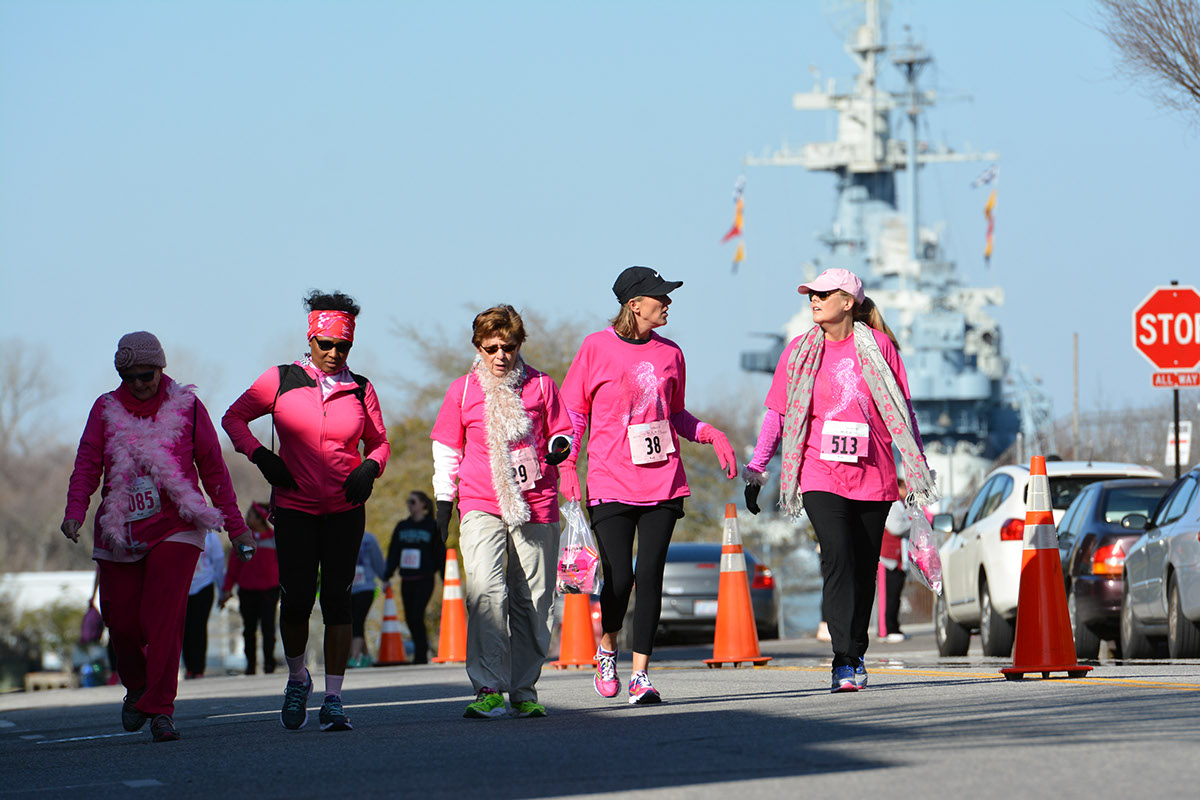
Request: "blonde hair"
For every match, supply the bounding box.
[850,294,899,351]
[611,299,643,339]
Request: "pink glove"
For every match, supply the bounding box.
[697,424,738,479]
[559,462,582,501]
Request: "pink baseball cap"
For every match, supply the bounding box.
[797,268,864,303]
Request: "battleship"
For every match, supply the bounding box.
[740,0,1034,506]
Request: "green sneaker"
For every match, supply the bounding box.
[511,700,546,718]
[463,688,506,718]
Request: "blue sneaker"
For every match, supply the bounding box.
[853,657,868,689]
[831,665,857,693]
[319,694,353,731]
[280,671,313,730]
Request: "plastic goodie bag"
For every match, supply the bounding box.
[556,501,601,594]
[904,507,943,596]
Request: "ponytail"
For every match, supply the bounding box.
[853,295,899,351]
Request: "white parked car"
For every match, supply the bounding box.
[933,460,1163,657]
[1121,465,1200,659]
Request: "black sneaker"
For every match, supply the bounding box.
[318,694,353,732]
[121,688,148,732]
[280,671,313,730]
[150,714,180,742]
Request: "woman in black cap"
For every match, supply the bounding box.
[560,267,738,704]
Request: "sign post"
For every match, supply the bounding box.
[1133,282,1200,478]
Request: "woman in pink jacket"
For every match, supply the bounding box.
[560,267,738,704]
[223,290,390,733]
[431,305,572,719]
[61,331,254,743]
[219,501,281,675]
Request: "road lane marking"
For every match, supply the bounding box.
[698,664,1200,690]
[206,695,470,719]
[35,731,140,744]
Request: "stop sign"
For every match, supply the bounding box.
[1133,286,1200,370]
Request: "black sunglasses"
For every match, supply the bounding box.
[312,338,352,354]
[810,289,840,300]
[481,343,518,355]
[120,370,157,384]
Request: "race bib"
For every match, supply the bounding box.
[627,419,675,465]
[126,476,162,522]
[354,565,367,586]
[509,446,543,491]
[400,548,421,570]
[820,420,870,463]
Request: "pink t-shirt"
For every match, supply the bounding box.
[431,365,572,524]
[560,328,690,504]
[765,327,915,503]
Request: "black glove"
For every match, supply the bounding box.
[436,500,454,544]
[545,435,571,467]
[251,447,298,489]
[342,459,380,505]
[745,483,762,515]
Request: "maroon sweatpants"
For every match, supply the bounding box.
[98,540,201,716]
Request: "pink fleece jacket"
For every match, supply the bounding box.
[431,364,572,524]
[560,328,691,504]
[64,377,250,556]
[222,361,391,515]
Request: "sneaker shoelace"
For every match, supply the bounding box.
[283,682,308,711]
[324,697,343,715]
[597,653,617,681]
[630,672,654,693]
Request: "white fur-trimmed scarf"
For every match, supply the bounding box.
[779,322,940,518]
[472,357,534,527]
[98,381,224,554]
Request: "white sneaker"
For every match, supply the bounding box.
[885,632,909,643]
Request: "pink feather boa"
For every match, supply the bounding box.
[98,381,224,554]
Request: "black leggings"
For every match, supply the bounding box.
[350,590,375,638]
[592,504,679,656]
[804,491,891,668]
[401,575,436,664]
[238,587,279,672]
[274,506,365,627]
[884,567,906,635]
[182,583,214,675]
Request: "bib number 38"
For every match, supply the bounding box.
[627,419,676,465]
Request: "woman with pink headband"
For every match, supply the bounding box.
[61,330,255,742]
[743,268,937,693]
[223,290,391,732]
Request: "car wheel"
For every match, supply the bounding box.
[979,574,1015,658]
[1068,586,1101,660]
[1120,579,1156,659]
[1167,574,1200,658]
[935,591,970,657]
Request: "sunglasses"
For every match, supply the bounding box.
[810,289,840,300]
[480,343,518,355]
[312,338,352,354]
[120,370,157,384]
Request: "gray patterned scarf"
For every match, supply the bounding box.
[779,322,939,518]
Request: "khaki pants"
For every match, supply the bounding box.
[458,510,559,703]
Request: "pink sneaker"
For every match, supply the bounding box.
[594,648,620,698]
[627,671,661,705]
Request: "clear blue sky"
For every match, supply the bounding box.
[3,0,1197,441]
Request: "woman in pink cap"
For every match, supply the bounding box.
[61,331,255,742]
[223,290,390,732]
[742,268,937,693]
[560,266,738,705]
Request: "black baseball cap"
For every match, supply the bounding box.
[612,266,683,305]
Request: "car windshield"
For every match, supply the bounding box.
[1028,476,1132,510]
[1102,486,1172,523]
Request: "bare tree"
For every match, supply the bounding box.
[1095,0,1200,121]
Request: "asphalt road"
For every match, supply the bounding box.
[3,626,1200,799]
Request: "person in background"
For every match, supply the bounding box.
[743,268,937,693]
[879,477,911,643]
[349,531,386,668]
[61,331,254,742]
[384,490,444,665]
[223,290,390,732]
[220,501,281,674]
[431,305,573,718]
[182,530,225,678]
[560,266,738,705]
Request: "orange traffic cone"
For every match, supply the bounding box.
[552,593,598,669]
[374,584,408,666]
[431,549,467,664]
[704,504,771,668]
[1000,456,1094,680]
